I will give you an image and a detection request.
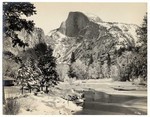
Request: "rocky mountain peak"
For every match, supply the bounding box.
[59,11,103,37]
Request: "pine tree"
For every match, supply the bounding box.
[88,54,93,66]
[3,2,36,47]
[86,54,93,79]
[68,63,77,78]
[70,52,76,64]
[68,52,76,78]
[107,53,111,78]
[136,13,147,80]
[16,58,41,94]
[137,13,147,44]
[17,64,32,94]
[38,45,59,93]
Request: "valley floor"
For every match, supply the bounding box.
[4,79,147,115]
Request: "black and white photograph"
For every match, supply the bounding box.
[2,1,148,115]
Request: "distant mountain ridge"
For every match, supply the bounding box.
[46,11,141,79]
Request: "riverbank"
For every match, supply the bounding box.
[57,79,147,115]
[4,79,147,115]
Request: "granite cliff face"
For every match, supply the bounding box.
[58,12,102,37]
[47,11,140,79]
[3,27,46,73]
[3,27,45,55]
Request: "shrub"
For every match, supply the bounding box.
[3,97,20,115]
[70,60,88,79]
[110,65,120,81]
[56,64,69,82]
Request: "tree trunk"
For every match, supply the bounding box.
[116,61,121,79]
[99,62,103,78]
[29,88,31,93]
[21,86,24,94]
[3,84,6,104]
[126,75,130,81]
[86,66,89,79]
[45,86,48,94]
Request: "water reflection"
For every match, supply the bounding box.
[74,89,147,115]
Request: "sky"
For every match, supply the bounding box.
[26,2,147,35]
